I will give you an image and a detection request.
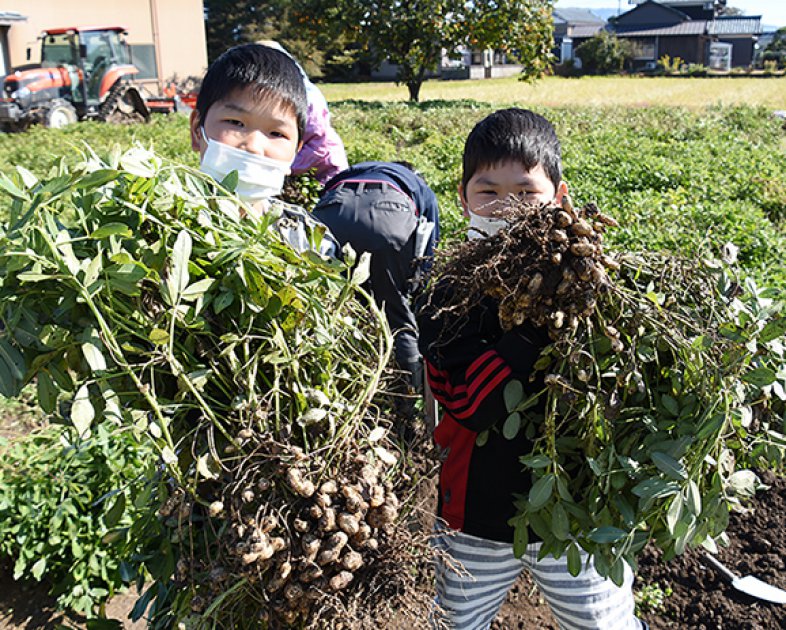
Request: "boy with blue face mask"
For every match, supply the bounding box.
[416,109,646,630]
[189,43,339,257]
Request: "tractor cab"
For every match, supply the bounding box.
[41,27,138,106]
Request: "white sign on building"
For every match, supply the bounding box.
[708,41,732,71]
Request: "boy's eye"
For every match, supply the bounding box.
[225,119,245,128]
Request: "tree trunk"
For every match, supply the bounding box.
[406,81,422,102]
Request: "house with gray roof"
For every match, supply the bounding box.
[611,0,762,68]
[553,8,606,63]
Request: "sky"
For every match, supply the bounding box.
[554,1,786,28]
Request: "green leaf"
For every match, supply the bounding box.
[612,495,635,525]
[651,451,688,480]
[512,519,529,558]
[30,557,46,580]
[162,446,178,466]
[528,473,555,510]
[71,383,95,437]
[149,328,170,345]
[551,502,570,541]
[760,318,786,343]
[696,413,725,440]
[181,278,216,302]
[104,494,126,528]
[520,454,552,469]
[660,394,679,417]
[164,230,192,305]
[15,165,38,188]
[351,252,371,286]
[213,290,234,314]
[0,338,26,381]
[686,480,702,515]
[587,526,627,544]
[504,379,524,412]
[666,495,683,534]
[81,329,107,372]
[631,477,680,501]
[75,168,120,190]
[196,453,220,480]
[475,430,489,447]
[567,543,582,576]
[37,371,58,414]
[106,263,146,296]
[0,172,31,200]
[741,367,777,387]
[90,222,133,239]
[13,556,26,580]
[609,559,626,587]
[502,412,521,440]
[120,149,157,178]
[220,169,239,192]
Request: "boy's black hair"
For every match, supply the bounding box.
[461,108,562,192]
[195,44,307,141]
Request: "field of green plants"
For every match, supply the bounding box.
[2,101,785,284]
[0,99,785,624]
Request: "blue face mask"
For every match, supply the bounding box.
[199,128,291,203]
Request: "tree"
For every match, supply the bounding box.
[575,31,633,75]
[203,0,327,75]
[763,27,786,68]
[292,0,555,102]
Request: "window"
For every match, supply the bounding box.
[630,38,656,60]
[41,33,77,67]
[129,44,158,80]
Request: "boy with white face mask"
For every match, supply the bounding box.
[416,109,646,630]
[189,44,339,257]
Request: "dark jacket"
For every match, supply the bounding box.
[321,161,440,257]
[417,280,549,543]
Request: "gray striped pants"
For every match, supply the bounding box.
[433,526,644,630]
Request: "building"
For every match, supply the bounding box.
[553,8,606,63]
[0,1,207,95]
[610,0,762,69]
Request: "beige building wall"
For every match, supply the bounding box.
[3,0,207,93]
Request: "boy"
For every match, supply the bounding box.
[313,160,440,395]
[416,109,645,630]
[189,43,338,257]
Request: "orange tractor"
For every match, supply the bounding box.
[0,26,153,131]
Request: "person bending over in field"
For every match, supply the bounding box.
[313,160,440,400]
[189,43,338,257]
[416,108,647,630]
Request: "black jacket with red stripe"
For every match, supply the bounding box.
[416,280,549,543]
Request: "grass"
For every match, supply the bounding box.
[320,75,786,108]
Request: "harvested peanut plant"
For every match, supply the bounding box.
[0,147,433,627]
[430,197,786,583]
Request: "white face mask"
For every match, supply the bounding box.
[199,128,291,203]
[467,209,509,240]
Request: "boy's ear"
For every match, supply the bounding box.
[555,180,569,205]
[457,183,470,219]
[189,110,203,153]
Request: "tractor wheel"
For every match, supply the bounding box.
[100,84,150,124]
[44,101,78,129]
